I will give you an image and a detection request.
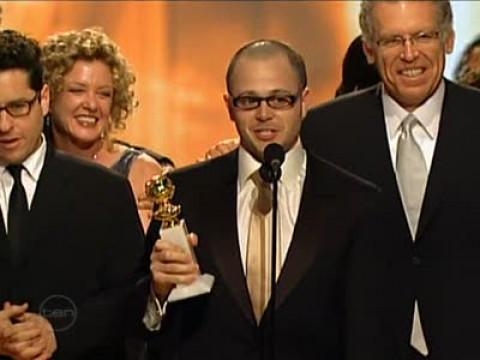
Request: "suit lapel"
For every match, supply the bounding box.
[360,88,409,235]
[416,81,460,239]
[0,207,7,262]
[22,146,69,267]
[274,155,330,310]
[206,152,256,325]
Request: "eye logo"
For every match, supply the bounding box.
[39,294,77,332]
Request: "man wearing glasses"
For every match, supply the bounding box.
[145,39,378,360]
[302,1,480,359]
[0,29,144,359]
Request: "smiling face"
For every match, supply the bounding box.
[363,1,454,111]
[0,69,49,166]
[224,54,308,161]
[50,59,114,147]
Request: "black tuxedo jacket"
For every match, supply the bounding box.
[0,146,144,360]
[146,149,378,360]
[301,80,480,360]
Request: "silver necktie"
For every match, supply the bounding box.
[396,113,427,238]
[396,114,428,356]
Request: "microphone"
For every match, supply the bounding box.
[260,143,285,183]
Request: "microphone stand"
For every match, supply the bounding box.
[269,169,280,360]
[260,164,281,360]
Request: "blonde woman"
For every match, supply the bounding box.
[42,27,168,231]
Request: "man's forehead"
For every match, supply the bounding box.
[371,1,439,29]
[234,53,291,70]
[230,56,298,88]
[0,68,31,86]
[0,69,35,102]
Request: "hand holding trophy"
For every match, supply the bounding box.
[145,174,214,302]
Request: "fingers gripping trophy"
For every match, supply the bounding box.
[145,174,214,302]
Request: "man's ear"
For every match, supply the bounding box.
[363,41,376,65]
[300,87,310,119]
[444,29,455,54]
[40,84,50,117]
[223,93,235,122]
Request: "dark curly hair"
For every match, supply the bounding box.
[0,29,43,91]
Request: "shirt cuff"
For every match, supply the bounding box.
[142,285,169,331]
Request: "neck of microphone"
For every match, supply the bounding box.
[260,143,285,183]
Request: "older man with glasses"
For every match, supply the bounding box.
[144,39,379,360]
[302,1,480,359]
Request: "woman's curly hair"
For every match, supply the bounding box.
[454,36,480,89]
[41,27,138,133]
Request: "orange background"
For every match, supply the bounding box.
[0,1,358,166]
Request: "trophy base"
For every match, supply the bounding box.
[160,220,215,302]
[170,274,215,302]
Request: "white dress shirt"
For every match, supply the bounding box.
[382,81,445,173]
[0,135,46,232]
[237,140,306,273]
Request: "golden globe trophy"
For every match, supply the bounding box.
[145,174,214,302]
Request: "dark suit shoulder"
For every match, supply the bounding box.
[445,79,480,103]
[301,86,381,154]
[51,149,129,187]
[300,85,385,172]
[168,151,237,188]
[307,152,381,195]
[308,85,379,118]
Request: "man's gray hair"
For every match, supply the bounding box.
[359,0,453,44]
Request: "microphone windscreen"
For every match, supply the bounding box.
[264,143,285,166]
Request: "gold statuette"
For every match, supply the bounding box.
[145,174,214,302]
[146,174,182,227]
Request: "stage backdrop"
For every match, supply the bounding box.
[1,1,479,166]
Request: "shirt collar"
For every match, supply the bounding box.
[0,134,46,181]
[382,80,445,140]
[238,139,306,189]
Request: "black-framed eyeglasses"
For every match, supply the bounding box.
[376,30,441,50]
[231,93,300,110]
[0,92,39,118]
